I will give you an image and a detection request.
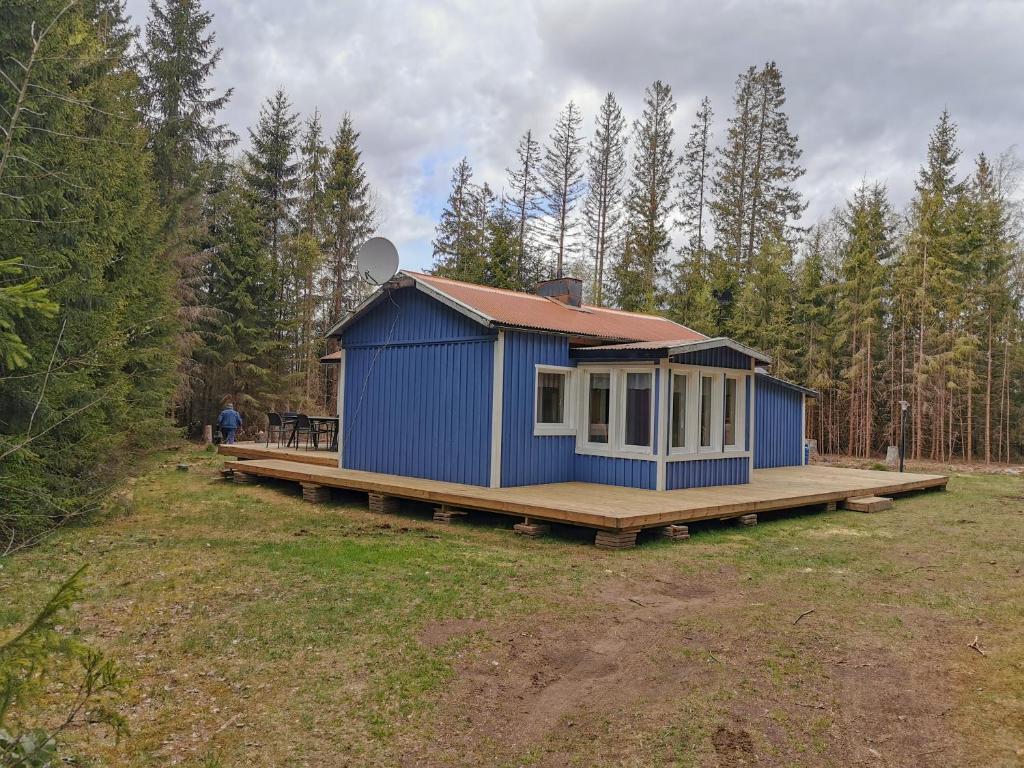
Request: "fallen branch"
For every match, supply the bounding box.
[794,608,815,625]
[967,636,986,657]
[893,564,941,577]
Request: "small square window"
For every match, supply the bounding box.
[536,371,565,424]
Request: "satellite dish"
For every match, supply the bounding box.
[357,237,399,285]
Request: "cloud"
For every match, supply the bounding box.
[126,0,1024,269]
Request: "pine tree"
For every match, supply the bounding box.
[728,232,796,376]
[295,110,331,402]
[582,92,627,306]
[894,110,967,460]
[141,0,234,208]
[1,0,178,542]
[677,96,714,256]
[837,182,894,456]
[710,63,805,322]
[540,101,585,279]
[432,157,487,282]
[504,129,544,290]
[614,81,678,312]
[324,114,375,322]
[140,0,234,412]
[243,88,300,298]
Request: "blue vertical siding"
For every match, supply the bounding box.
[343,286,487,346]
[574,454,656,489]
[341,288,494,486]
[754,373,804,468]
[671,347,752,369]
[500,331,575,486]
[666,457,749,489]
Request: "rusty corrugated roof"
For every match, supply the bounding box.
[405,271,704,343]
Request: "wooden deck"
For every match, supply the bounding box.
[219,443,948,533]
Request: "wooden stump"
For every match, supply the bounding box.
[433,505,467,523]
[368,493,400,514]
[594,530,638,550]
[842,496,893,513]
[738,514,758,527]
[300,482,330,504]
[661,524,690,540]
[513,521,550,538]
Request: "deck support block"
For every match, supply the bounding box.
[514,520,550,538]
[232,471,255,484]
[595,530,638,550]
[368,492,400,514]
[300,482,330,504]
[220,467,234,480]
[824,501,837,512]
[433,505,467,523]
[842,496,893,513]
[661,524,690,540]
[739,514,758,527]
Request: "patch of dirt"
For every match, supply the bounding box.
[418,618,491,648]
[400,569,965,768]
[712,726,755,767]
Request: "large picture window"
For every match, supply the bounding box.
[622,371,652,449]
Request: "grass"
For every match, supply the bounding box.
[1,447,1022,766]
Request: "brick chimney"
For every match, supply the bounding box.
[535,277,583,307]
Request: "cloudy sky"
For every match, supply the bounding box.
[126,0,1023,270]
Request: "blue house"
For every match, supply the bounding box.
[326,271,814,493]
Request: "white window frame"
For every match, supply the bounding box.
[617,367,656,455]
[666,364,751,463]
[533,364,576,436]
[578,366,616,453]
[668,369,697,456]
[723,373,747,452]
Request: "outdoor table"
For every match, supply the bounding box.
[281,413,299,447]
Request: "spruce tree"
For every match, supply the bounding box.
[432,157,487,283]
[324,114,375,321]
[614,80,679,312]
[1,0,178,542]
[677,96,714,255]
[540,101,585,279]
[243,88,300,298]
[710,63,805,322]
[504,129,544,289]
[582,92,628,305]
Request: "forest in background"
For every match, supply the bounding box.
[1,0,1023,551]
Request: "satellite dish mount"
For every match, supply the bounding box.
[356,237,400,286]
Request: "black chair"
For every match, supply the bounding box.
[266,412,286,447]
[304,415,333,450]
[290,414,313,449]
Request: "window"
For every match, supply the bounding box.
[622,372,652,449]
[586,372,610,444]
[699,374,715,448]
[534,366,574,435]
[537,372,565,424]
[723,374,746,450]
[724,377,737,446]
[670,372,689,450]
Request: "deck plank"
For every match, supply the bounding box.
[219,444,947,531]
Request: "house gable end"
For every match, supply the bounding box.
[341,285,495,347]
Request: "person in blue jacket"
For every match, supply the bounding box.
[217,403,242,444]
